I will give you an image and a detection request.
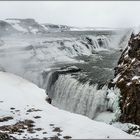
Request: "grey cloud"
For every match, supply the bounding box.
[0,1,140,28]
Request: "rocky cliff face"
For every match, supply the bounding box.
[114,33,140,125]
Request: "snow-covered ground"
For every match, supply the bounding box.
[1,18,126,34]
[0,71,137,139]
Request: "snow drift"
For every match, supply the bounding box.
[0,71,137,139]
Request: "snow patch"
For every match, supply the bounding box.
[0,72,137,139]
[132,76,140,80]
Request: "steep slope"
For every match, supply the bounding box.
[0,20,18,36]
[112,32,140,125]
[0,71,136,139]
[6,18,46,34]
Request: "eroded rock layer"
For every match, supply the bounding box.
[114,33,140,125]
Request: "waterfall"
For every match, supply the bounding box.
[40,35,114,60]
[82,35,111,49]
[0,30,130,122]
[46,73,110,119]
[39,31,130,120]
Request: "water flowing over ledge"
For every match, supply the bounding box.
[0,29,132,123]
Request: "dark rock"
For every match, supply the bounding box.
[49,124,54,126]
[57,133,61,136]
[85,37,93,45]
[42,132,47,134]
[50,136,60,140]
[0,132,17,140]
[52,127,62,132]
[63,136,72,139]
[119,49,123,52]
[46,97,52,104]
[0,119,35,134]
[108,79,115,89]
[127,125,140,135]
[15,110,20,112]
[98,38,103,47]
[34,116,41,119]
[27,108,42,112]
[10,107,15,110]
[114,32,140,125]
[34,128,42,131]
[0,116,13,122]
[27,128,35,133]
[24,119,35,125]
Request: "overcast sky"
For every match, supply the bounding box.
[0,1,140,28]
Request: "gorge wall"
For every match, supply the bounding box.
[113,32,140,125]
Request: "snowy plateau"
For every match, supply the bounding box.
[0,18,139,139]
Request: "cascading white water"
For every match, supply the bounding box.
[40,35,114,59]
[0,34,118,89]
[47,74,109,119]
[0,30,131,122]
[42,31,132,121]
[81,35,111,49]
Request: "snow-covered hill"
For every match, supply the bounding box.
[0,71,137,139]
[42,23,70,32]
[5,18,46,34]
[0,18,128,36]
[0,18,65,35]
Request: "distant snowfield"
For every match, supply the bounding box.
[0,71,137,139]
